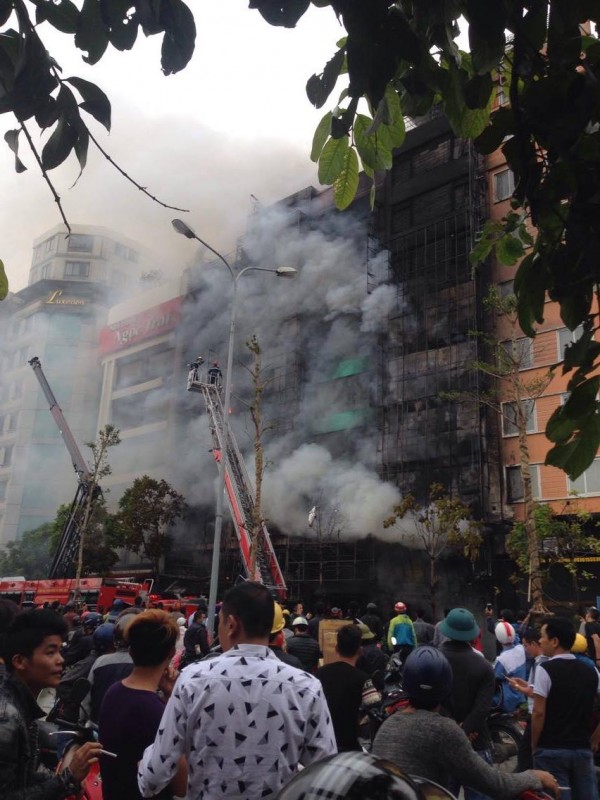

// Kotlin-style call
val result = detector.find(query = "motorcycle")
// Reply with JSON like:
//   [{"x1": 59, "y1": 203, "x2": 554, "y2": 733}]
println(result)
[
  {"x1": 487, "y1": 679, "x2": 526, "y2": 773},
  {"x1": 38, "y1": 677, "x2": 103, "y2": 800}
]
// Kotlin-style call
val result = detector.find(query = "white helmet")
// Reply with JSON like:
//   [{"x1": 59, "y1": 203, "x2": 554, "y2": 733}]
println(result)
[{"x1": 495, "y1": 621, "x2": 516, "y2": 645}]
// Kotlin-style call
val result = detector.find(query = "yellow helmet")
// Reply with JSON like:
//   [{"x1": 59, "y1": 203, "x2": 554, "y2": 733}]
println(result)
[
  {"x1": 572, "y1": 633, "x2": 588, "y2": 654},
  {"x1": 271, "y1": 602, "x2": 285, "y2": 634}
]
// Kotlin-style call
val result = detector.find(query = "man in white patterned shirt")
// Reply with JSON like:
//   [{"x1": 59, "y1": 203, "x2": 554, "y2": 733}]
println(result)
[{"x1": 138, "y1": 582, "x2": 337, "y2": 800}]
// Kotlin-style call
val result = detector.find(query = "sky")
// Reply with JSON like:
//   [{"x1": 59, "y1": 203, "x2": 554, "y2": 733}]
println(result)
[{"x1": 0, "y1": 1, "x2": 345, "y2": 291}]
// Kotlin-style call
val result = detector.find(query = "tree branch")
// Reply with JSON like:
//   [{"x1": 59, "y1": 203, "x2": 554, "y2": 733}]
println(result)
[
  {"x1": 87, "y1": 129, "x2": 189, "y2": 212},
  {"x1": 19, "y1": 120, "x2": 72, "y2": 235}
]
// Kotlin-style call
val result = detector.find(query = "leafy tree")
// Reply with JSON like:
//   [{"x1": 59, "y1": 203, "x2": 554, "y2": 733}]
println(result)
[
  {"x1": 112, "y1": 475, "x2": 187, "y2": 574},
  {"x1": 383, "y1": 482, "x2": 482, "y2": 618},
  {"x1": 73, "y1": 423, "x2": 121, "y2": 586},
  {"x1": 244, "y1": 335, "x2": 272, "y2": 578},
  {"x1": 0, "y1": 0, "x2": 195, "y2": 297},
  {"x1": 251, "y1": 2, "x2": 600, "y2": 480},
  {"x1": 0, "y1": 522, "x2": 54, "y2": 577},
  {"x1": 507, "y1": 500, "x2": 600, "y2": 605},
  {"x1": 0, "y1": 496, "x2": 118, "y2": 578}
]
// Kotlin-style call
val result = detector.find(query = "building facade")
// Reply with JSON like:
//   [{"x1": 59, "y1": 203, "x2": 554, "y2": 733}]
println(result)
[{"x1": 0, "y1": 225, "x2": 150, "y2": 547}]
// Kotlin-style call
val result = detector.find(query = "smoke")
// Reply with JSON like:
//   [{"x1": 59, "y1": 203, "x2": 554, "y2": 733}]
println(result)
[
  {"x1": 263, "y1": 443, "x2": 401, "y2": 539},
  {"x1": 361, "y1": 284, "x2": 397, "y2": 333},
  {"x1": 175, "y1": 200, "x2": 407, "y2": 542}
]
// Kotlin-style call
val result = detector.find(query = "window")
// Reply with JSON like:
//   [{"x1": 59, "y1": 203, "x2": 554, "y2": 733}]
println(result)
[
  {"x1": 114, "y1": 242, "x2": 138, "y2": 262},
  {"x1": 67, "y1": 233, "x2": 94, "y2": 252},
  {"x1": 558, "y1": 325, "x2": 584, "y2": 358},
  {"x1": 6, "y1": 412, "x2": 17, "y2": 432},
  {"x1": 501, "y1": 338, "x2": 533, "y2": 370},
  {"x1": 40, "y1": 263, "x2": 51, "y2": 279},
  {"x1": 30, "y1": 267, "x2": 39, "y2": 284},
  {"x1": 0, "y1": 446, "x2": 13, "y2": 467},
  {"x1": 502, "y1": 399, "x2": 536, "y2": 436},
  {"x1": 0, "y1": 482, "x2": 7, "y2": 501},
  {"x1": 506, "y1": 464, "x2": 541, "y2": 502},
  {"x1": 64, "y1": 260, "x2": 90, "y2": 278},
  {"x1": 493, "y1": 169, "x2": 515, "y2": 202},
  {"x1": 499, "y1": 280, "x2": 515, "y2": 299},
  {"x1": 569, "y1": 458, "x2": 600, "y2": 495}
]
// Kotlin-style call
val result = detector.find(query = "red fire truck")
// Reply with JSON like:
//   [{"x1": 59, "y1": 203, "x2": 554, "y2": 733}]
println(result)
[{"x1": 0, "y1": 576, "x2": 153, "y2": 611}]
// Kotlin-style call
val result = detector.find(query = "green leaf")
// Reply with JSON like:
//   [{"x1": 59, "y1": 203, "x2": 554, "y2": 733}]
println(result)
[
  {"x1": 0, "y1": 0, "x2": 11, "y2": 26},
  {"x1": 545, "y1": 414, "x2": 600, "y2": 479},
  {"x1": 306, "y1": 47, "x2": 344, "y2": 109},
  {"x1": 66, "y1": 76, "x2": 111, "y2": 131},
  {"x1": 311, "y1": 111, "x2": 332, "y2": 163},
  {"x1": 0, "y1": 258, "x2": 8, "y2": 300},
  {"x1": 333, "y1": 147, "x2": 359, "y2": 210},
  {"x1": 496, "y1": 234, "x2": 524, "y2": 265},
  {"x1": 72, "y1": 125, "x2": 89, "y2": 184},
  {"x1": 159, "y1": 0, "x2": 196, "y2": 75},
  {"x1": 102, "y1": 0, "x2": 139, "y2": 51},
  {"x1": 384, "y1": 86, "x2": 402, "y2": 123},
  {"x1": 385, "y1": 113, "x2": 406, "y2": 149},
  {"x1": 318, "y1": 136, "x2": 349, "y2": 185},
  {"x1": 514, "y1": 253, "x2": 546, "y2": 337},
  {"x1": 442, "y1": 60, "x2": 493, "y2": 138},
  {"x1": 41, "y1": 116, "x2": 78, "y2": 170},
  {"x1": 75, "y1": 0, "x2": 109, "y2": 64},
  {"x1": 250, "y1": 0, "x2": 310, "y2": 27},
  {"x1": 4, "y1": 129, "x2": 27, "y2": 173},
  {"x1": 354, "y1": 114, "x2": 391, "y2": 171},
  {"x1": 464, "y1": 73, "x2": 493, "y2": 109},
  {"x1": 466, "y1": 0, "x2": 507, "y2": 74},
  {"x1": 546, "y1": 405, "x2": 578, "y2": 444},
  {"x1": 34, "y1": 0, "x2": 79, "y2": 34}
]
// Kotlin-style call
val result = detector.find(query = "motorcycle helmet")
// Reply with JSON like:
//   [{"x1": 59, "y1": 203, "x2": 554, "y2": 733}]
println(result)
[
  {"x1": 394, "y1": 601, "x2": 407, "y2": 613},
  {"x1": 495, "y1": 621, "x2": 516, "y2": 645},
  {"x1": 82, "y1": 612, "x2": 103, "y2": 630},
  {"x1": 402, "y1": 645, "x2": 453, "y2": 710},
  {"x1": 572, "y1": 632, "x2": 588, "y2": 654},
  {"x1": 92, "y1": 623, "x2": 116, "y2": 653},
  {"x1": 275, "y1": 752, "x2": 427, "y2": 800},
  {"x1": 271, "y1": 602, "x2": 285, "y2": 634}
]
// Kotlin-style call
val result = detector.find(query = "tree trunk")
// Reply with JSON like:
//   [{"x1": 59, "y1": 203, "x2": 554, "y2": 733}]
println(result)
[
  {"x1": 75, "y1": 484, "x2": 96, "y2": 593},
  {"x1": 517, "y1": 422, "x2": 546, "y2": 613},
  {"x1": 430, "y1": 555, "x2": 437, "y2": 621}
]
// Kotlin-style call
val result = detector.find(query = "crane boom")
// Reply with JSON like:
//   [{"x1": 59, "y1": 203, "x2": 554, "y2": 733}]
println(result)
[
  {"x1": 29, "y1": 357, "x2": 90, "y2": 481},
  {"x1": 187, "y1": 361, "x2": 286, "y2": 598},
  {"x1": 28, "y1": 357, "x2": 98, "y2": 579}
]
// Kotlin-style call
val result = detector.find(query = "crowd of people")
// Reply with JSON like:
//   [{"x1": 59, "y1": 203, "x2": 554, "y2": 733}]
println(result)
[{"x1": 1, "y1": 590, "x2": 600, "y2": 799}]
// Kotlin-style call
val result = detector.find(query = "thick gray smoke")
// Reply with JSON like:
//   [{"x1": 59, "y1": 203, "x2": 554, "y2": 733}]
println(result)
[{"x1": 176, "y1": 201, "x2": 405, "y2": 540}]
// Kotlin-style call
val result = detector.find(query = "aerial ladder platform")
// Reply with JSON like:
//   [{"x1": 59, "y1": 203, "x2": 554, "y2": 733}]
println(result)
[
  {"x1": 29, "y1": 357, "x2": 101, "y2": 579},
  {"x1": 187, "y1": 362, "x2": 287, "y2": 599}
]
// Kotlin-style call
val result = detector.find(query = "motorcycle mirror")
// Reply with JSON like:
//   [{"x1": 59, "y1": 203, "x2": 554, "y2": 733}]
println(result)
[{"x1": 70, "y1": 677, "x2": 91, "y2": 706}]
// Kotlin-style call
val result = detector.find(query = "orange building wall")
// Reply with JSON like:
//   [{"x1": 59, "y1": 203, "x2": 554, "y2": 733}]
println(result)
[{"x1": 485, "y1": 150, "x2": 600, "y2": 520}]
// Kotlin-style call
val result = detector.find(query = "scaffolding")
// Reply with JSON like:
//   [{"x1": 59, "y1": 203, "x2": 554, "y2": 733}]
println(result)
[{"x1": 375, "y1": 118, "x2": 488, "y2": 512}]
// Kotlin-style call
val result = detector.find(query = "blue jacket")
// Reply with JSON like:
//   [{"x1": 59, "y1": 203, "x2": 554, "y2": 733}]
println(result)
[{"x1": 493, "y1": 644, "x2": 527, "y2": 712}]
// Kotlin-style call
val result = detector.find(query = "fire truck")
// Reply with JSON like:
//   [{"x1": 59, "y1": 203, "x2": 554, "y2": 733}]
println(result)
[
  {"x1": 0, "y1": 576, "x2": 153, "y2": 610},
  {"x1": 187, "y1": 360, "x2": 287, "y2": 599}
]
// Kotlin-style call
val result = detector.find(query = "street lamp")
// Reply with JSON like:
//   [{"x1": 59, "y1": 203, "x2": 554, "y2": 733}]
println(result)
[{"x1": 172, "y1": 218, "x2": 296, "y2": 637}]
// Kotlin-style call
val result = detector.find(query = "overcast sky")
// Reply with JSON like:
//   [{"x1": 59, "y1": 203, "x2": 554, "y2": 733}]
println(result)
[{"x1": 0, "y1": 2, "x2": 344, "y2": 291}]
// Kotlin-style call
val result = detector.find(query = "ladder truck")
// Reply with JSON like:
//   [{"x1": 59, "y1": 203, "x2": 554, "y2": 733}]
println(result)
[
  {"x1": 29, "y1": 357, "x2": 101, "y2": 579},
  {"x1": 187, "y1": 360, "x2": 287, "y2": 599}
]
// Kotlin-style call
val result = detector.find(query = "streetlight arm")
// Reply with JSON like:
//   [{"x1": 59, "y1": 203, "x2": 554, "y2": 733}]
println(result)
[{"x1": 172, "y1": 218, "x2": 234, "y2": 280}]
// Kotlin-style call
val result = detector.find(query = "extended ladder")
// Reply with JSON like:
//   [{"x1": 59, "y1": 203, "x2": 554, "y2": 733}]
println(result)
[
  {"x1": 188, "y1": 368, "x2": 286, "y2": 598},
  {"x1": 29, "y1": 357, "x2": 100, "y2": 579}
]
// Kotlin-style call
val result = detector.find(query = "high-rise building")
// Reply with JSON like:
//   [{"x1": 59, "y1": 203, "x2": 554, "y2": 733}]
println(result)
[{"x1": 0, "y1": 225, "x2": 150, "y2": 547}]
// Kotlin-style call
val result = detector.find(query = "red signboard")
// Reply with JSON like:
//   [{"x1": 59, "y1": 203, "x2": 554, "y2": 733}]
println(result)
[{"x1": 99, "y1": 296, "x2": 182, "y2": 356}]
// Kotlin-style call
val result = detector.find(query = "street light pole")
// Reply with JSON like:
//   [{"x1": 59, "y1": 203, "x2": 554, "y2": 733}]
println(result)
[{"x1": 172, "y1": 219, "x2": 295, "y2": 638}]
